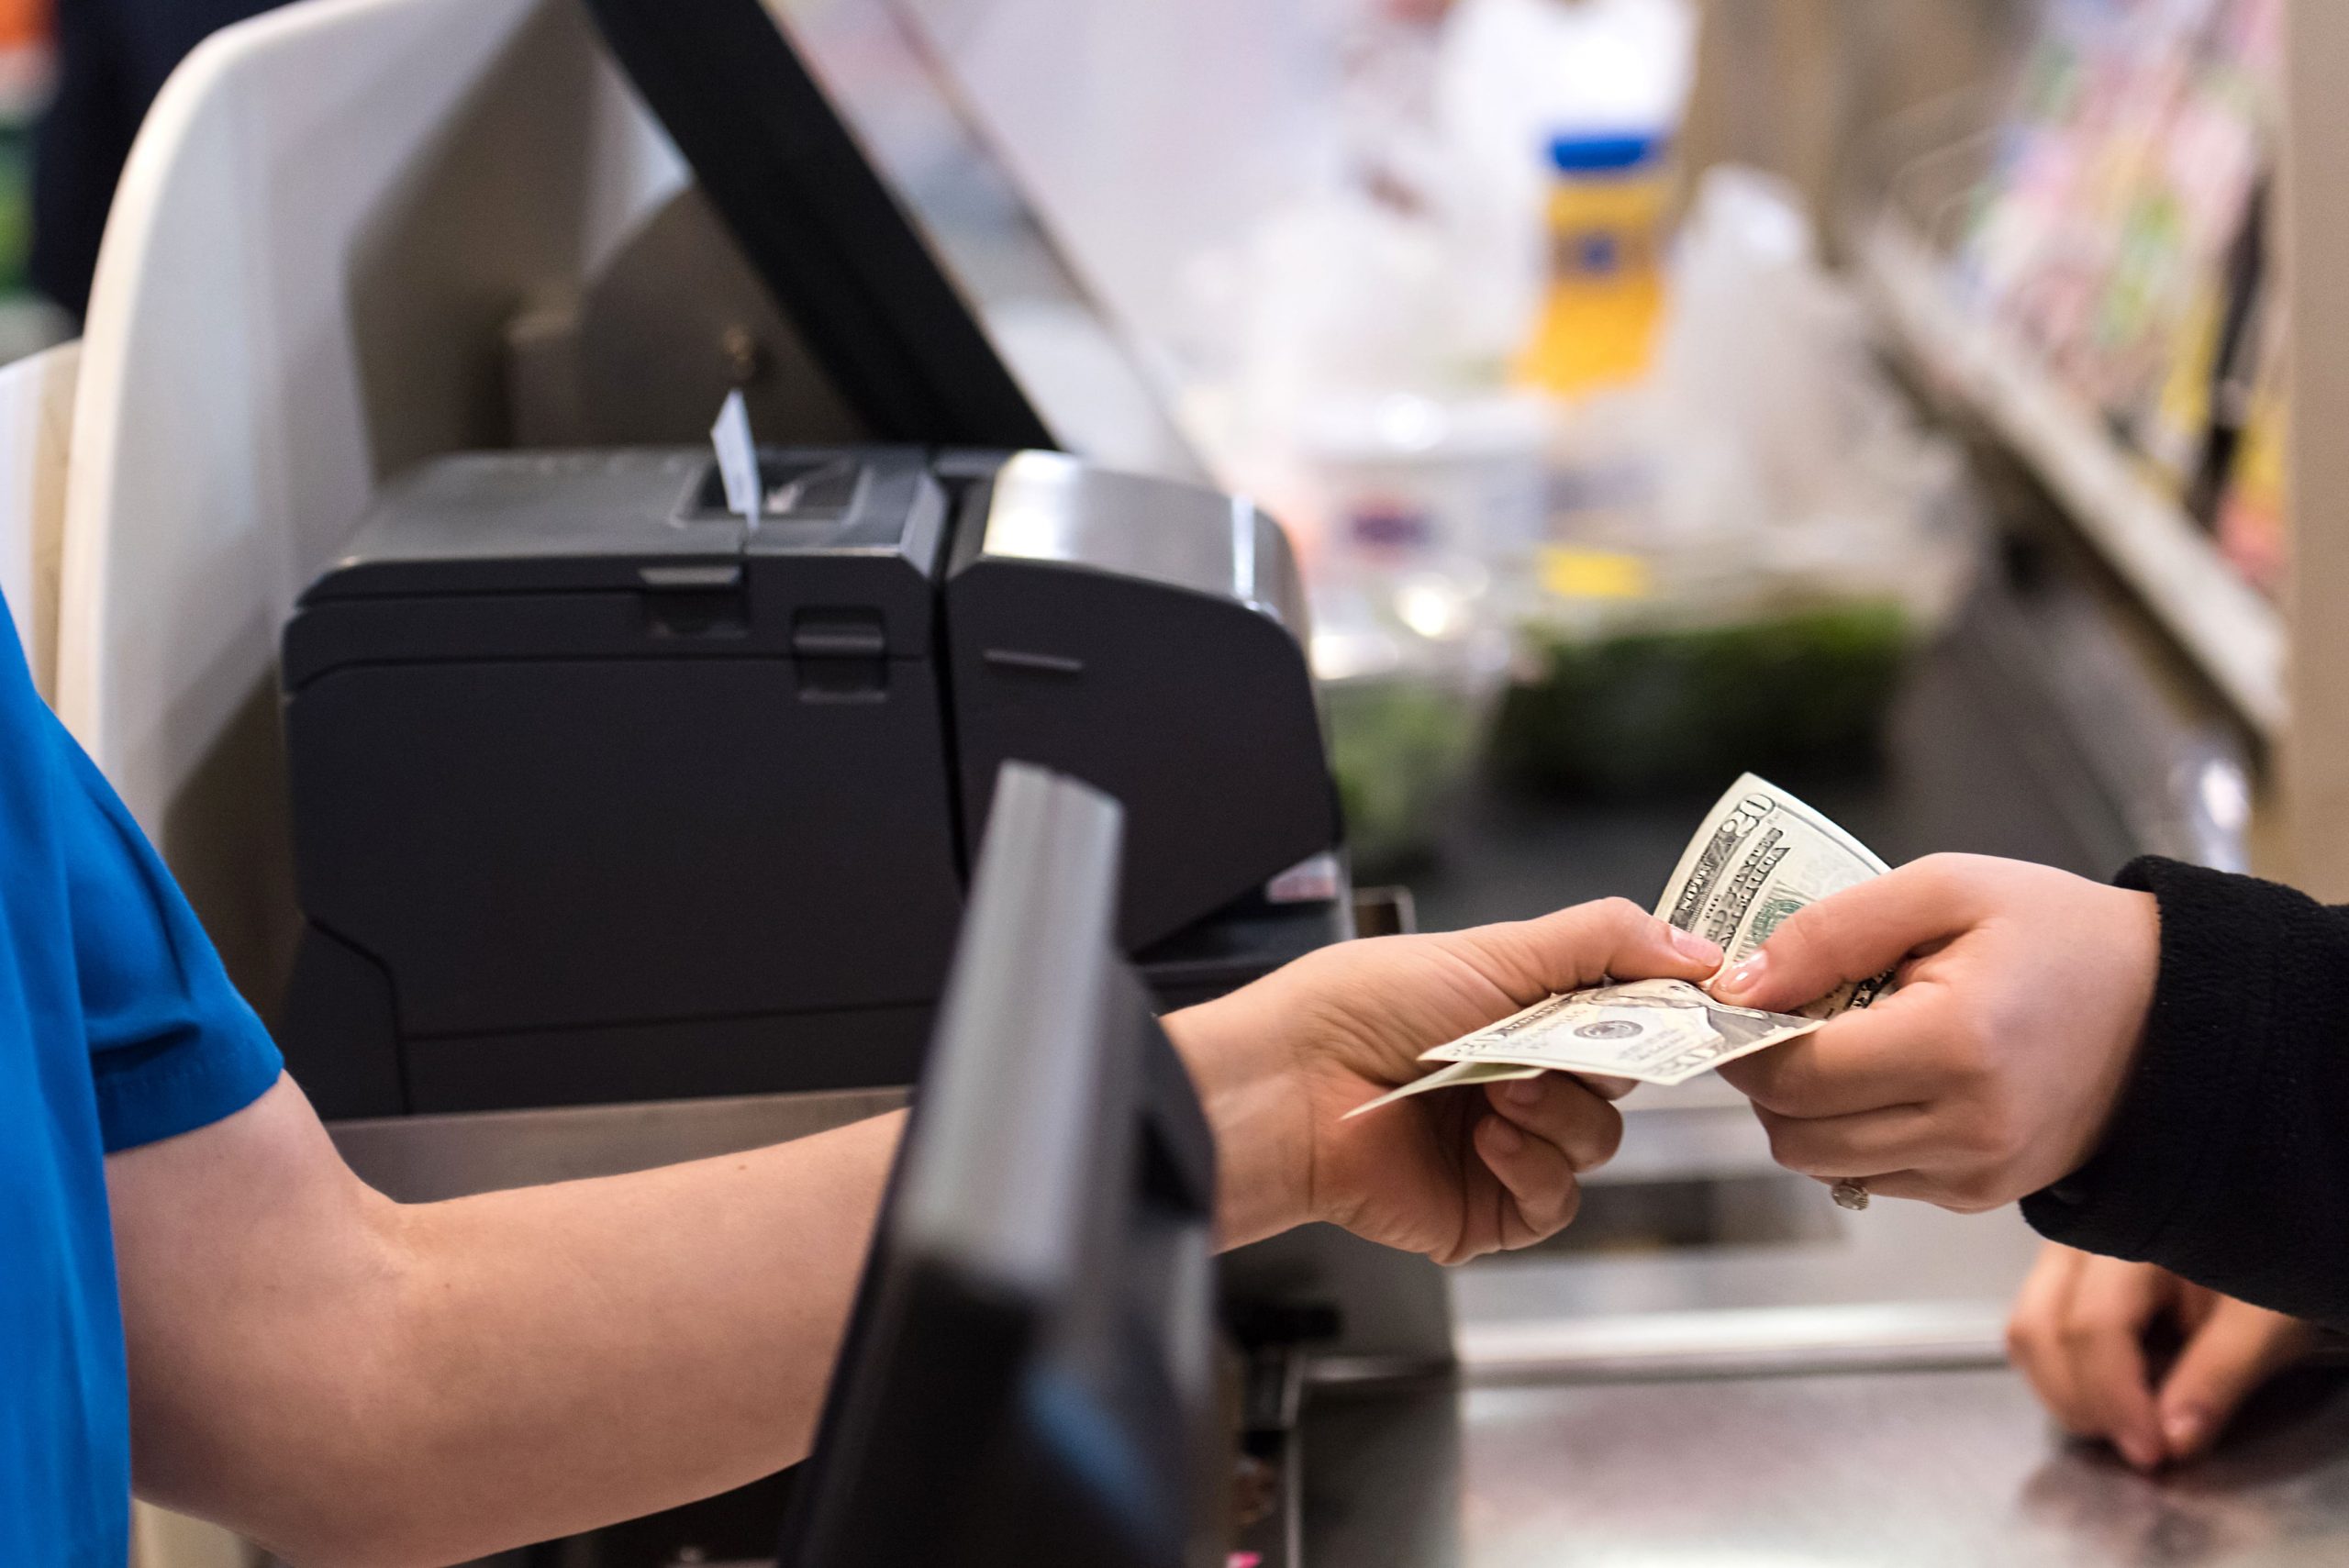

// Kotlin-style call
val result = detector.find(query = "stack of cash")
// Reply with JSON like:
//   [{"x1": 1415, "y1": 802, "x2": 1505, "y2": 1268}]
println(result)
[{"x1": 1348, "y1": 774, "x2": 1891, "y2": 1119}]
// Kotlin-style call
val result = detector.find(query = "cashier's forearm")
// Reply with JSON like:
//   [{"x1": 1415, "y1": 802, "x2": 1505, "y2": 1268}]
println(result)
[
  {"x1": 111, "y1": 1076, "x2": 902, "y2": 1567},
  {"x1": 362, "y1": 1113, "x2": 904, "y2": 1548},
  {"x1": 1164, "y1": 997, "x2": 1316, "y2": 1249}
]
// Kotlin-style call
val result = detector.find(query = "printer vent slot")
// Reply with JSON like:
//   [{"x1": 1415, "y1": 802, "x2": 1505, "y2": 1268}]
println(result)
[
  {"x1": 642, "y1": 580, "x2": 750, "y2": 640},
  {"x1": 981, "y1": 648, "x2": 1085, "y2": 677}
]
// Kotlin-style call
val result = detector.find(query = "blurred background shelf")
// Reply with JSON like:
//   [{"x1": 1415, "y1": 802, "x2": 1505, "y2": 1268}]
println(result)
[{"x1": 1854, "y1": 210, "x2": 2288, "y2": 742}]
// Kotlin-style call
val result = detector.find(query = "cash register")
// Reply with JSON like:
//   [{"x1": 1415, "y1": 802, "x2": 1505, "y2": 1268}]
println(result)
[{"x1": 279, "y1": 445, "x2": 1340, "y2": 1119}]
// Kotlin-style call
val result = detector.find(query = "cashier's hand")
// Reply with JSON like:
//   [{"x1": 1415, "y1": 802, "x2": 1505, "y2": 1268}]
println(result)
[
  {"x1": 2008, "y1": 1244, "x2": 2318, "y2": 1471},
  {"x1": 1163, "y1": 899, "x2": 1723, "y2": 1263},
  {"x1": 1709, "y1": 855, "x2": 2159, "y2": 1211}
]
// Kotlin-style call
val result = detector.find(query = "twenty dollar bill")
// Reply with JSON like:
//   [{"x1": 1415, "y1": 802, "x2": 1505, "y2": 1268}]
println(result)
[
  {"x1": 1349, "y1": 773, "x2": 1889, "y2": 1118},
  {"x1": 1342, "y1": 979, "x2": 1822, "y2": 1118},
  {"x1": 1654, "y1": 773, "x2": 1891, "y2": 1018}
]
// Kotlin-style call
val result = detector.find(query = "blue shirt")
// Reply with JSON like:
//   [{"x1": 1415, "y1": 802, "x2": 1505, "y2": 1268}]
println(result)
[{"x1": 0, "y1": 596, "x2": 284, "y2": 1565}]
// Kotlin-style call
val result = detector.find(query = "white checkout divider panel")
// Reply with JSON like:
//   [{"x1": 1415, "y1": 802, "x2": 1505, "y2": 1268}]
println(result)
[
  {"x1": 0, "y1": 339, "x2": 79, "y2": 702},
  {"x1": 78, "y1": 0, "x2": 682, "y2": 1557}
]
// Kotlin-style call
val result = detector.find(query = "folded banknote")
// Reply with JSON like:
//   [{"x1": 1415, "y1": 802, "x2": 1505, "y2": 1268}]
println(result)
[{"x1": 1347, "y1": 773, "x2": 1889, "y2": 1118}]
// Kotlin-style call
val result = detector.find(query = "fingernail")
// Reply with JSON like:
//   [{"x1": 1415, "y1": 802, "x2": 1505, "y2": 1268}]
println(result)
[
  {"x1": 2120, "y1": 1433, "x2": 2165, "y2": 1472},
  {"x1": 1482, "y1": 1117, "x2": 1524, "y2": 1155},
  {"x1": 1718, "y1": 951, "x2": 1767, "y2": 996},
  {"x1": 1670, "y1": 926, "x2": 1725, "y2": 965},
  {"x1": 2164, "y1": 1408, "x2": 2210, "y2": 1459},
  {"x1": 1505, "y1": 1077, "x2": 1544, "y2": 1107}
]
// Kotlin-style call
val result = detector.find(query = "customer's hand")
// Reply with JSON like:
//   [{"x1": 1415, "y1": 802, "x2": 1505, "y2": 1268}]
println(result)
[
  {"x1": 1164, "y1": 899, "x2": 1723, "y2": 1262},
  {"x1": 1708, "y1": 854, "x2": 2160, "y2": 1211},
  {"x1": 2008, "y1": 1243, "x2": 2318, "y2": 1471}
]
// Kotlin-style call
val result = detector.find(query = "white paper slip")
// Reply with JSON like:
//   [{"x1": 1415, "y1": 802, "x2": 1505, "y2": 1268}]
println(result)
[{"x1": 710, "y1": 389, "x2": 763, "y2": 526}]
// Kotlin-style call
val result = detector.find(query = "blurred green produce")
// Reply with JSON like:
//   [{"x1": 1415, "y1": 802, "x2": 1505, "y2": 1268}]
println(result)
[
  {"x1": 0, "y1": 126, "x2": 28, "y2": 296},
  {"x1": 1492, "y1": 599, "x2": 1915, "y2": 795},
  {"x1": 1325, "y1": 673, "x2": 1490, "y2": 877}
]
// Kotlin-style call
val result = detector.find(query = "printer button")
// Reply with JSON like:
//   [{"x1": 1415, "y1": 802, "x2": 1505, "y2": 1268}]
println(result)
[{"x1": 790, "y1": 608, "x2": 888, "y2": 660}]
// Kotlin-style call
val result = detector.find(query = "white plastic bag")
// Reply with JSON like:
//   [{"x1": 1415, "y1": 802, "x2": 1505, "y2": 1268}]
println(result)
[{"x1": 1648, "y1": 166, "x2": 1980, "y2": 627}]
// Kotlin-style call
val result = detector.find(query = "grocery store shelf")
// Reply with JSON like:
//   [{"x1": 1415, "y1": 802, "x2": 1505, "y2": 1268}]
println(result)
[{"x1": 1854, "y1": 214, "x2": 2288, "y2": 741}]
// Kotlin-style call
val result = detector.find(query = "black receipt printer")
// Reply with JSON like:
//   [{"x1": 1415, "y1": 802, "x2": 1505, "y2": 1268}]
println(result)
[{"x1": 278, "y1": 447, "x2": 1345, "y2": 1119}]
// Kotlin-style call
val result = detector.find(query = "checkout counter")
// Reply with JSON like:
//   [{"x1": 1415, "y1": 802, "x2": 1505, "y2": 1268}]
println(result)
[
  {"x1": 1295, "y1": 552, "x2": 2349, "y2": 1568},
  {"x1": 54, "y1": 0, "x2": 2344, "y2": 1563}
]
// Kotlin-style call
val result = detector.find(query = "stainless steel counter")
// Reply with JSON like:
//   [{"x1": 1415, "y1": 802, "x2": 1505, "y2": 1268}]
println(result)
[
  {"x1": 1292, "y1": 1039, "x2": 2343, "y2": 1568},
  {"x1": 1301, "y1": 1364, "x2": 2349, "y2": 1568}
]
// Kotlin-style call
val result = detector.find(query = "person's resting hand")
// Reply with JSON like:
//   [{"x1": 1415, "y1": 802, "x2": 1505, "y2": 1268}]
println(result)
[
  {"x1": 2008, "y1": 1243, "x2": 2318, "y2": 1471},
  {"x1": 1163, "y1": 899, "x2": 1722, "y2": 1263},
  {"x1": 1707, "y1": 853, "x2": 2159, "y2": 1211}
]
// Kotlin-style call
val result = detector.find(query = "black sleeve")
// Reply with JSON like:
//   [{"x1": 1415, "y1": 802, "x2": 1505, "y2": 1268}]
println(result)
[{"x1": 2021, "y1": 857, "x2": 2349, "y2": 1329}]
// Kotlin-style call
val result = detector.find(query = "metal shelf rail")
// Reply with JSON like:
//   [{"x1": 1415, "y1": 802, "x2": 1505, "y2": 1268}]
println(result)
[{"x1": 1854, "y1": 211, "x2": 2288, "y2": 742}]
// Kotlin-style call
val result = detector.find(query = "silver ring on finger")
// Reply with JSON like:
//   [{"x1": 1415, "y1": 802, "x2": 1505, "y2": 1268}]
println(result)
[{"x1": 1831, "y1": 1178, "x2": 1871, "y2": 1211}]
